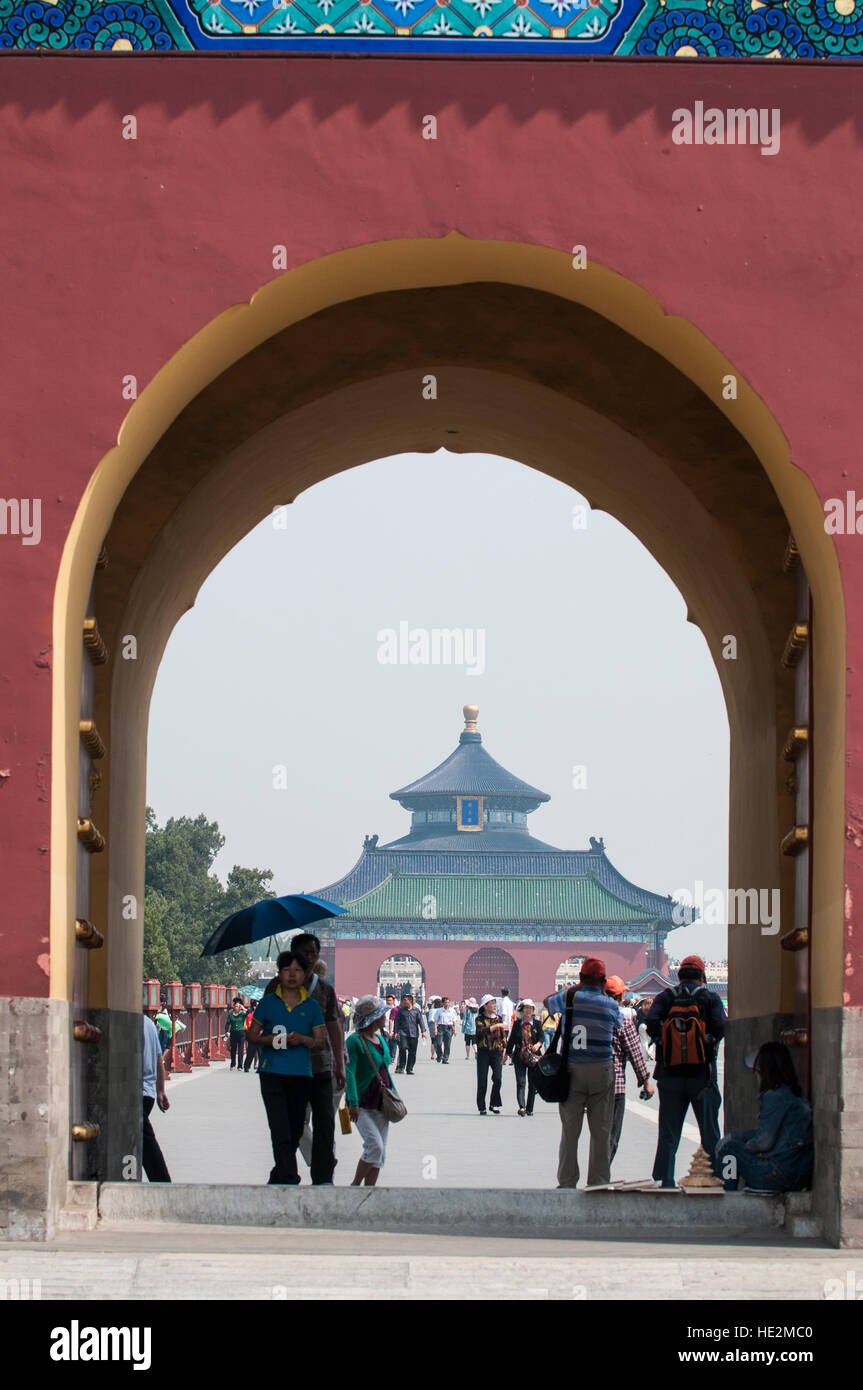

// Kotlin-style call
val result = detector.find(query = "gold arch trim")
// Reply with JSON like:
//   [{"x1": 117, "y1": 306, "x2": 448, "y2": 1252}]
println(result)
[{"x1": 51, "y1": 233, "x2": 846, "y2": 1005}]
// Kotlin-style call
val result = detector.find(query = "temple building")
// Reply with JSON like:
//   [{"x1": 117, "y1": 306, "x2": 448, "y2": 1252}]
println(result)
[{"x1": 312, "y1": 706, "x2": 681, "y2": 1002}]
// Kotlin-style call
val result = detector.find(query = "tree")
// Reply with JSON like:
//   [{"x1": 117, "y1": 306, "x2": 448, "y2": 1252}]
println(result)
[
  {"x1": 142, "y1": 888, "x2": 174, "y2": 982},
  {"x1": 144, "y1": 808, "x2": 274, "y2": 985}
]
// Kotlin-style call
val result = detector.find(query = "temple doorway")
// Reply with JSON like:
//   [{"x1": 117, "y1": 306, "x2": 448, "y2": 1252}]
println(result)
[
  {"x1": 463, "y1": 948, "x2": 519, "y2": 1002},
  {"x1": 377, "y1": 954, "x2": 425, "y2": 1002},
  {"x1": 554, "y1": 957, "x2": 586, "y2": 991}
]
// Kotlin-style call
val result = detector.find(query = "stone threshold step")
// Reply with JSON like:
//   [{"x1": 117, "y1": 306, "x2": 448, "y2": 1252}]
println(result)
[{"x1": 91, "y1": 1183, "x2": 817, "y2": 1238}]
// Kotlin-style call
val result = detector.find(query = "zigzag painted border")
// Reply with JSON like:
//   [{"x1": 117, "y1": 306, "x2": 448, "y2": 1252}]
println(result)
[{"x1": 1, "y1": 0, "x2": 861, "y2": 54}]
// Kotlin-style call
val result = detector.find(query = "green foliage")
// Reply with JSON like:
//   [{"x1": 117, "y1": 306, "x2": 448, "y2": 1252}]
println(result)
[
  {"x1": 142, "y1": 889, "x2": 174, "y2": 982},
  {"x1": 143, "y1": 808, "x2": 274, "y2": 985}
]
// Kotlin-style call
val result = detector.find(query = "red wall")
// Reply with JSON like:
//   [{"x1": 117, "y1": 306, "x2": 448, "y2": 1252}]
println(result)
[
  {"x1": 1, "y1": 59, "x2": 861, "y2": 999},
  {"x1": 333, "y1": 939, "x2": 649, "y2": 1001}
]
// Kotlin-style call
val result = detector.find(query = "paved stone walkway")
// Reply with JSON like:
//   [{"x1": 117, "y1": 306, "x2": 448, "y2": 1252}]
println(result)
[
  {"x1": 156, "y1": 1042, "x2": 710, "y2": 1187},
  {"x1": 4, "y1": 1045, "x2": 799, "y2": 1303},
  {"x1": 0, "y1": 1221, "x2": 854, "y2": 1301},
  {"x1": 0, "y1": 1238, "x2": 853, "y2": 1300},
  {"x1": 1, "y1": 1045, "x2": 848, "y2": 1303}
]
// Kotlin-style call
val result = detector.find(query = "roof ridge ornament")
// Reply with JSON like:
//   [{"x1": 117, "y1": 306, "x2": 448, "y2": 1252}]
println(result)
[{"x1": 463, "y1": 704, "x2": 479, "y2": 734}]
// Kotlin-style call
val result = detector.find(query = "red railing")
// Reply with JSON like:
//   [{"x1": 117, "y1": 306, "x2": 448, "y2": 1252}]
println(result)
[
  {"x1": 147, "y1": 984, "x2": 252, "y2": 1074},
  {"x1": 161, "y1": 1006, "x2": 234, "y2": 1074}
]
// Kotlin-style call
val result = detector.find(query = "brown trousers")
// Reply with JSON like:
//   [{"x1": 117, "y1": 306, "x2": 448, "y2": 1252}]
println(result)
[{"x1": 557, "y1": 1059, "x2": 615, "y2": 1187}]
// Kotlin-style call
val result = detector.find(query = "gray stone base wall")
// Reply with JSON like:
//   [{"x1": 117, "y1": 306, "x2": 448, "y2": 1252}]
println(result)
[
  {"x1": 86, "y1": 1008, "x2": 142, "y2": 1182},
  {"x1": 835, "y1": 1005, "x2": 863, "y2": 1248},
  {"x1": 1, "y1": 999, "x2": 143, "y2": 1240},
  {"x1": 724, "y1": 1012, "x2": 797, "y2": 1133},
  {"x1": 0, "y1": 998, "x2": 72, "y2": 1241},
  {"x1": 730, "y1": 1006, "x2": 863, "y2": 1248},
  {"x1": 811, "y1": 1005, "x2": 843, "y2": 1246}
]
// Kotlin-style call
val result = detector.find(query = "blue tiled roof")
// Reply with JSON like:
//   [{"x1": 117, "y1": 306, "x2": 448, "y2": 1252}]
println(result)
[
  {"x1": 382, "y1": 828, "x2": 563, "y2": 853},
  {"x1": 391, "y1": 733, "x2": 549, "y2": 804},
  {"x1": 311, "y1": 712, "x2": 679, "y2": 928}
]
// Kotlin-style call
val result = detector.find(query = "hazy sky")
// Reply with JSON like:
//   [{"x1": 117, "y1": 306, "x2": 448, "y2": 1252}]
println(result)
[{"x1": 146, "y1": 451, "x2": 730, "y2": 960}]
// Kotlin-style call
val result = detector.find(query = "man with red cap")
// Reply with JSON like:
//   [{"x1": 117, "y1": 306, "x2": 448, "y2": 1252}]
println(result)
[
  {"x1": 645, "y1": 955, "x2": 727, "y2": 1188},
  {"x1": 544, "y1": 957, "x2": 621, "y2": 1188},
  {"x1": 606, "y1": 975, "x2": 653, "y2": 1164}
]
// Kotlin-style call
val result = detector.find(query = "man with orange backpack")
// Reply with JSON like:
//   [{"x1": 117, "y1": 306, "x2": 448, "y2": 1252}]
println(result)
[{"x1": 645, "y1": 955, "x2": 726, "y2": 1189}]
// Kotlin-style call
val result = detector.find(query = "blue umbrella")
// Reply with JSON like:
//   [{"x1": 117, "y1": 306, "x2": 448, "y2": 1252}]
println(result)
[{"x1": 201, "y1": 893, "x2": 345, "y2": 957}]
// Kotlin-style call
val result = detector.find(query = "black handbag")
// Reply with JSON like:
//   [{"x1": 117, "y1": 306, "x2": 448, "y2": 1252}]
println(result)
[{"x1": 534, "y1": 989, "x2": 576, "y2": 1104}]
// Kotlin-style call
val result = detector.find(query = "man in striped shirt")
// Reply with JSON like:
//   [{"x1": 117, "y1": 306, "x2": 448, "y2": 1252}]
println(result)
[
  {"x1": 606, "y1": 975, "x2": 653, "y2": 1164},
  {"x1": 544, "y1": 957, "x2": 621, "y2": 1188}
]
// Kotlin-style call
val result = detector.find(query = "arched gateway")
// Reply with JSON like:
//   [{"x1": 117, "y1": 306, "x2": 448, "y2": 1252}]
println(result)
[
  {"x1": 555, "y1": 958, "x2": 586, "y2": 991},
  {"x1": 463, "y1": 949, "x2": 519, "y2": 1003},
  {"x1": 377, "y1": 955, "x2": 425, "y2": 1001},
  {"x1": 0, "y1": 224, "x2": 842, "y2": 1241}
]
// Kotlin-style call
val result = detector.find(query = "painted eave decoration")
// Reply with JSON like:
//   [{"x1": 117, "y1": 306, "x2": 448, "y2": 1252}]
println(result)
[{"x1": 1, "y1": 0, "x2": 862, "y2": 55}]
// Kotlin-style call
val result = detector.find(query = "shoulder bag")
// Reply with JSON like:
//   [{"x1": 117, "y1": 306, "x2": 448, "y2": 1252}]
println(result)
[
  {"x1": 520, "y1": 1019, "x2": 543, "y2": 1068},
  {"x1": 359, "y1": 1034, "x2": 407, "y2": 1123},
  {"x1": 534, "y1": 990, "x2": 576, "y2": 1104}
]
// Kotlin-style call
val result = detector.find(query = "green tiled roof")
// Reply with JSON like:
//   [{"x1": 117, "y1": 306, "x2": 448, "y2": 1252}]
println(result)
[{"x1": 342, "y1": 872, "x2": 658, "y2": 925}]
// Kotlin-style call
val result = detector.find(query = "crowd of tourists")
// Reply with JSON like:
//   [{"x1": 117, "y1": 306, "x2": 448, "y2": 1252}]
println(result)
[{"x1": 141, "y1": 949, "x2": 814, "y2": 1196}]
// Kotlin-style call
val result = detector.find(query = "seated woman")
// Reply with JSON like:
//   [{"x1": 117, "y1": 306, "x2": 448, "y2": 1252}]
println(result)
[{"x1": 716, "y1": 1041, "x2": 813, "y2": 1193}]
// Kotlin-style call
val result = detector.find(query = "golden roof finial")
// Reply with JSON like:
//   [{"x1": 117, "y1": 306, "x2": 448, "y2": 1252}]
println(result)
[{"x1": 463, "y1": 704, "x2": 479, "y2": 733}]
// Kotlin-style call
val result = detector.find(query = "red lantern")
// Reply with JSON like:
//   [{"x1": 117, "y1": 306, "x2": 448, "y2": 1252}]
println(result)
[
  {"x1": 184, "y1": 982, "x2": 201, "y2": 1010},
  {"x1": 204, "y1": 983, "x2": 228, "y2": 1060},
  {"x1": 183, "y1": 982, "x2": 208, "y2": 1067},
  {"x1": 164, "y1": 984, "x2": 191, "y2": 1074},
  {"x1": 143, "y1": 979, "x2": 160, "y2": 1012}
]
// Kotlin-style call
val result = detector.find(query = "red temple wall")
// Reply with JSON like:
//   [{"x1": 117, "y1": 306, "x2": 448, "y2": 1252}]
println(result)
[
  {"x1": 332, "y1": 939, "x2": 650, "y2": 1001},
  {"x1": 0, "y1": 60, "x2": 860, "y2": 1001}
]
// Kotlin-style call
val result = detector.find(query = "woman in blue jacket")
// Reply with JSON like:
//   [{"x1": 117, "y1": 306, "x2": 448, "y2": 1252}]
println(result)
[{"x1": 716, "y1": 1042, "x2": 813, "y2": 1192}]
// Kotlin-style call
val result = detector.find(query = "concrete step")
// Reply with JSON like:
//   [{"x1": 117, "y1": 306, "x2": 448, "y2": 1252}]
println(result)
[
  {"x1": 56, "y1": 1210, "x2": 98, "y2": 1232},
  {"x1": 775, "y1": 1191, "x2": 821, "y2": 1238},
  {"x1": 787, "y1": 1216, "x2": 822, "y2": 1239},
  {"x1": 56, "y1": 1182, "x2": 99, "y2": 1232},
  {"x1": 97, "y1": 1182, "x2": 809, "y2": 1238},
  {"x1": 785, "y1": 1190, "x2": 814, "y2": 1213}
]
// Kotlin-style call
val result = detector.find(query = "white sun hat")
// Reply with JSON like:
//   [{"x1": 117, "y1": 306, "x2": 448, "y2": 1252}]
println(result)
[{"x1": 353, "y1": 995, "x2": 389, "y2": 1029}]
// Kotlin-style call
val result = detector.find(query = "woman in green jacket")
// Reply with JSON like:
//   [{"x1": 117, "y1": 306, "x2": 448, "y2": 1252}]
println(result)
[
  {"x1": 226, "y1": 996, "x2": 247, "y2": 1069},
  {"x1": 346, "y1": 995, "x2": 396, "y2": 1187}
]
